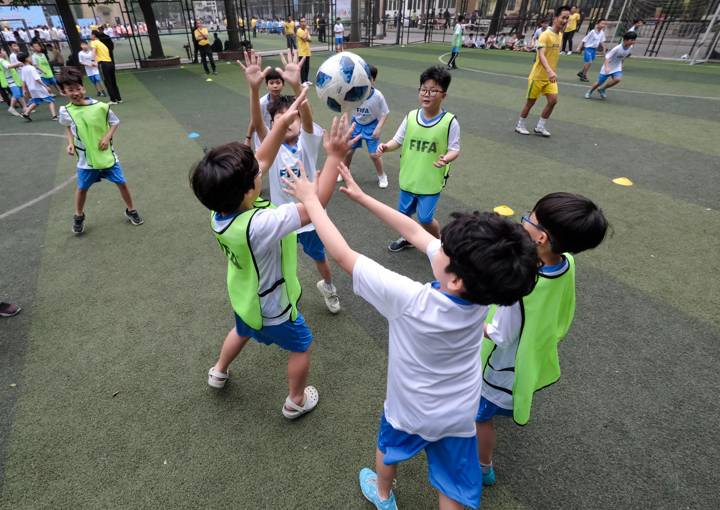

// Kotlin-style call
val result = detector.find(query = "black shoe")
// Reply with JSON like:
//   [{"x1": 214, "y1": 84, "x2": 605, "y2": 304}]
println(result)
[
  {"x1": 21, "y1": 113, "x2": 32, "y2": 122},
  {"x1": 388, "y1": 237, "x2": 412, "y2": 252},
  {"x1": 72, "y1": 213, "x2": 85, "y2": 235},
  {"x1": 125, "y1": 208, "x2": 144, "y2": 226}
]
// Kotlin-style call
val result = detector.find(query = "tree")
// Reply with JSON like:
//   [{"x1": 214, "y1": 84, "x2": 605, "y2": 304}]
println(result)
[
  {"x1": 137, "y1": 0, "x2": 167, "y2": 58},
  {"x1": 489, "y1": 0, "x2": 507, "y2": 35},
  {"x1": 224, "y1": 0, "x2": 242, "y2": 50},
  {"x1": 10, "y1": 0, "x2": 81, "y2": 63}
]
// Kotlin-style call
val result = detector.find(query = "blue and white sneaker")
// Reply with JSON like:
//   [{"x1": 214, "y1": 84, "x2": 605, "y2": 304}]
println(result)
[
  {"x1": 359, "y1": 468, "x2": 398, "y2": 510},
  {"x1": 482, "y1": 466, "x2": 496, "y2": 486},
  {"x1": 598, "y1": 88, "x2": 607, "y2": 99}
]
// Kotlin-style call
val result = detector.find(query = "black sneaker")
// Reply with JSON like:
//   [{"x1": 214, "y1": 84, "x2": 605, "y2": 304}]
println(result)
[
  {"x1": 21, "y1": 113, "x2": 32, "y2": 122},
  {"x1": 125, "y1": 208, "x2": 144, "y2": 226},
  {"x1": 72, "y1": 213, "x2": 85, "y2": 235},
  {"x1": 388, "y1": 237, "x2": 412, "y2": 252}
]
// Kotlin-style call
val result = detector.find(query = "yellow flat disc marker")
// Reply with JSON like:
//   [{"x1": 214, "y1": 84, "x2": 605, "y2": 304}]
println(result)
[
  {"x1": 493, "y1": 205, "x2": 515, "y2": 216},
  {"x1": 612, "y1": 177, "x2": 633, "y2": 186},
  {"x1": 206, "y1": 78, "x2": 213, "y2": 82}
]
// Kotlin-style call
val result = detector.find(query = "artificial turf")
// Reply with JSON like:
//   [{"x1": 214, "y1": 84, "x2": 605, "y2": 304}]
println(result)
[{"x1": 1, "y1": 43, "x2": 719, "y2": 509}]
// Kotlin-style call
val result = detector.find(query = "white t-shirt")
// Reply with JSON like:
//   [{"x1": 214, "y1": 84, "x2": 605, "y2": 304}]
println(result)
[
  {"x1": 393, "y1": 110, "x2": 461, "y2": 151},
  {"x1": 9, "y1": 53, "x2": 19, "y2": 66},
  {"x1": 78, "y1": 50, "x2": 99, "y2": 76},
  {"x1": 267, "y1": 123, "x2": 324, "y2": 234},
  {"x1": 58, "y1": 99, "x2": 120, "y2": 169},
  {"x1": 334, "y1": 23, "x2": 344, "y2": 35},
  {"x1": 352, "y1": 88, "x2": 389, "y2": 125},
  {"x1": 582, "y1": 28, "x2": 606, "y2": 49},
  {"x1": 212, "y1": 203, "x2": 302, "y2": 326},
  {"x1": 20, "y1": 65, "x2": 48, "y2": 98},
  {"x1": 2, "y1": 30, "x2": 16, "y2": 42},
  {"x1": 603, "y1": 43, "x2": 633, "y2": 74},
  {"x1": 353, "y1": 239, "x2": 487, "y2": 441},
  {"x1": 482, "y1": 259, "x2": 571, "y2": 410}
]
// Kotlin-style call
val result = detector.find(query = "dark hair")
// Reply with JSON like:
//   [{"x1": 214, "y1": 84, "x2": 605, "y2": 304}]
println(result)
[
  {"x1": 16, "y1": 52, "x2": 29, "y2": 63},
  {"x1": 265, "y1": 67, "x2": 284, "y2": 83},
  {"x1": 368, "y1": 63, "x2": 378, "y2": 80},
  {"x1": 267, "y1": 94, "x2": 295, "y2": 121},
  {"x1": 623, "y1": 31, "x2": 638, "y2": 40},
  {"x1": 420, "y1": 65, "x2": 451, "y2": 92},
  {"x1": 56, "y1": 66, "x2": 85, "y2": 90},
  {"x1": 533, "y1": 192, "x2": 608, "y2": 254},
  {"x1": 441, "y1": 212, "x2": 538, "y2": 305},
  {"x1": 91, "y1": 29, "x2": 102, "y2": 38},
  {"x1": 457, "y1": 15, "x2": 465, "y2": 22},
  {"x1": 189, "y1": 142, "x2": 259, "y2": 213},
  {"x1": 555, "y1": 5, "x2": 571, "y2": 16},
  {"x1": 632, "y1": 18, "x2": 643, "y2": 24},
  {"x1": 596, "y1": 18, "x2": 606, "y2": 23}
]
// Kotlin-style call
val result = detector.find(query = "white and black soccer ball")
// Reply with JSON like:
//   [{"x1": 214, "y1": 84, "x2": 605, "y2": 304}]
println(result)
[{"x1": 315, "y1": 52, "x2": 372, "y2": 112}]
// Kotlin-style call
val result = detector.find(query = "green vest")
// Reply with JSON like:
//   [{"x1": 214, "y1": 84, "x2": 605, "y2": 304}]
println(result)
[
  {"x1": 65, "y1": 101, "x2": 116, "y2": 170},
  {"x1": 481, "y1": 255, "x2": 576, "y2": 425},
  {"x1": 213, "y1": 198, "x2": 301, "y2": 330},
  {"x1": 399, "y1": 109, "x2": 455, "y2": 195},
  {"x1": 0, "y1": 58, "x2": 21, "y2": 88},
  {"x1": 33, "y1": 52, "x2": 53, "y2": 78}
]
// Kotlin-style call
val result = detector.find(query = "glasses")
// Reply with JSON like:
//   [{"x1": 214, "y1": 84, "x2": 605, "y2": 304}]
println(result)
[
  {"x1": 418, "y1": 88, "x2": 443, "y2": 97},
  {"x1": 521, "y1": 212, "x2": 550, "y2": 237}
]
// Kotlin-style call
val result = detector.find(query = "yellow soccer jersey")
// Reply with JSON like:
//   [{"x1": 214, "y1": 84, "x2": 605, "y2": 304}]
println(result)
[{"x1": 529, "y1": 30, "x2": 561, "y2": 81}]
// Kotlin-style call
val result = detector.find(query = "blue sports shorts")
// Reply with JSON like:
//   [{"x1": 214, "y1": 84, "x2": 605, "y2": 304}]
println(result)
[
  {"x1": 475, "y1": 396, "x2": 514, "y2": 423},
  {"x1": 377, "y1": 413, "x2": 481, "y2": 509},
  {"x1": 235, "y1": 312, "x2": 314, "y2": 353},
  {"x1": 76, "y1": 161, "x2": 125, "y2": 190},
  {"x1": 297, "y1": 229, "x2": 326, "y2": 262},
  {"x1": 397, "y1": 190, "x2": 441, "y2": 225},
  {"x1": 335, "y1": 36, "x2": 343, "y2": 45},
  {"x1": 597, "y1": 71, "x2": 622, "y2": 85},
  {"x1": 41, "y1": 76, "x2": 57, "y2": 87},
  {"x1": 30, "y1": 96, "x2": 54, "y2": 106},
  {"x1": 350, "y1": 119, "x2": 380, "y2": 154},
  {"x1": 88, "y1": 74, "x2": 102, "y2": 84},
  {"x1": 583, "y1": 47, "x2": 597, "y2": 63},
  {"x1": 9, "y1": 86, "x2": 22, "y2": 99}
]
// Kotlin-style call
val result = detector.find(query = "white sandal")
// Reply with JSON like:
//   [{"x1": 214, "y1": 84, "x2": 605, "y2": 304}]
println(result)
[
  {"x1": 282, "y1": 386, "x2": 319, "y2": 419},
  {"x1": 207, "y1": 367, "x2": 230, "y2": 389}
]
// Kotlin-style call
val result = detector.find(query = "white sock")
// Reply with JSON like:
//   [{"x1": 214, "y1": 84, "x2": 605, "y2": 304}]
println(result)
[
  {"x1": 537, "y1": 117, "x2": 547, "y2": 129},
  {"x1": 481, "y1": 462, "x2": 493, "y2": 474}
]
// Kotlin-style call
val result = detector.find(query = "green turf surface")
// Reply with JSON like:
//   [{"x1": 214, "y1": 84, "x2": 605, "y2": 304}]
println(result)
[{"x1": 1, "y1": 44, "x2": 719, "y2": 509}]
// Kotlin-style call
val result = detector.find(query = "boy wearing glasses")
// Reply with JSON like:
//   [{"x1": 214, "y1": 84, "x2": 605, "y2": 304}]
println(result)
[
  {"x1": 378, "y1": 66, "x2": 460, "y2": 252},
  {"x1": 475, "y1": 192, "x2": 608, "y2": 486}
]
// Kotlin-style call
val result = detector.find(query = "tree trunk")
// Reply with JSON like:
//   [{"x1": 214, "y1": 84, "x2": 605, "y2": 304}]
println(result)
[
  {"x1": 56, "y1": 0, "x2": 82, "y2": 65},
  {"x1": 517, "y1": 0, "x2": 530, "y2": 34},
  {"x1": 489, "y1": 0, "x2": 507, "y2": 35},
  {"x1": 224, "y1": 0, "x2": 242, "y2": 50},
  {"x1": 138, "y1": 0, "x2": 166, "y2": 58}
]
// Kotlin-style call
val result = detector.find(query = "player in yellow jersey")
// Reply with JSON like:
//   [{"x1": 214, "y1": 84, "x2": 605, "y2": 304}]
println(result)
[{"x1": 515, "y1": 5, "x2": 570, "y2": 138}]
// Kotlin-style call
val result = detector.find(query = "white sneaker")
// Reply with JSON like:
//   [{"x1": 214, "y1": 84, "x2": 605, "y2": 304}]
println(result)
[
  {"x1": 316, "y1": 280, "x2": 340, "y2": 314},
  {"x1": 8, "y1": 106, "x2": 20, "y2": 117},
  {"x1": 515, "y1": 124, "x2": 530, "y2": 135},
  {"x1": 584, "y1": 91, "x2": 592, "y2": 99},
  {"x1": 566, "y1": 51, "x2": 572, "y2": 55},
  {"x1": 336, "y1": 173, "x2": 343, "y2": 183},
  {"x1": 377, "y1": 173, "x2": 389, "y2": 188},
  {"x1": 534, "y1": 126, "x2": 551, "y2": 137}
]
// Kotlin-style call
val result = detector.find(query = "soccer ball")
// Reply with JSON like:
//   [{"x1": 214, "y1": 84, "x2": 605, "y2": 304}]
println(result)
[{"x1": 315, "y1": 52, "x2": 372, "y2": 112}]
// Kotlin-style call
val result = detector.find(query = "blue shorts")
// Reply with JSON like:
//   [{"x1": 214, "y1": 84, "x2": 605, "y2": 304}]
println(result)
[
  {"x1": 475, "y1": 396, "x2": 513, "y2": 423},
  {"x1": 335, "y1": 36, "x2": 343, "y2": 45},
  {"x1": 451, "y1": 46, "x2": 460, "y2": 55},
  {"x1": 397, "y1": 190, "x2": 441, "y2": 225},
  {"x1": 583, "y1": 47, "x2": 597, "y2": 63},
  {"x1": 88, "y1": 74, "x2": 102, "y2": 84},
  {"x1": 41, "y1": 76, "x2": 57, "y2": 87},
  {"x1": 598, "y1": 71, "x2": 622, "y2": 85},
  {"x1": 9, "y1": 86, "x2": 22, "y2": 99},
  {"x1": 297, "y1": 229, "x2": 326, "y2": 262},
  {"x1": 76, "y1": 162, "x2": 126, "y2": 190},
  {"x1": 30, "y1": 96, "x2": 55, "y2": 106},
  {"x1": 377, "y1": 414, "x2": 481, "y2": 509},
  {"x1": 235, "y1": 312, "x2": 314, "y2": 353},
  {"x1": 350, "y1": 119, "x2": 380, "y2": 154}
]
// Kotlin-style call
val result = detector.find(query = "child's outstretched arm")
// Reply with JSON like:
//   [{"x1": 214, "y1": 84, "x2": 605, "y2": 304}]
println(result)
[
  {"x1": 283, "y1": 163, "x2": 359, "y2": 275},
  {"x1": 316, "y1": 114, "x2": 359, "y2": 206},
  {"x1": 277, "y1": 51, "x2": 313, "y2": 134},
  {"x1": 238, "y1": 50, "x2": 270, "y2": 143},
  {"x1": 336, "y1": 162, "x2": 435, "y2": 252}
]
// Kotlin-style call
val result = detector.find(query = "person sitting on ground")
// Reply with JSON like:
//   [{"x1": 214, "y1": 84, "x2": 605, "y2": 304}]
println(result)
[
  {"x1": 506, "y1": 34, "x2": 518, "y2": 49},
  {"x1": 462, "y1": 33, "x2": 475, "y2": 48},
  {"x1": 486, "y1": 33, "x2": 497, "y2": 49},
  {"x1": 475, "y1": 32, "x2": 486, "y2": 48},
  {"x1": 211, "y1": 32, "x2": 223, "y2": 52},
  {"x1": 513, "y1": 34, "x2": 529, "y2": 51}
]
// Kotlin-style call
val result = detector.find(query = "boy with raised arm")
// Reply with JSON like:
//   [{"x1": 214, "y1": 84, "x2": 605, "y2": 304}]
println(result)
[{"x1": 283, "y1": 163, "x2": 538, "y2": 510}]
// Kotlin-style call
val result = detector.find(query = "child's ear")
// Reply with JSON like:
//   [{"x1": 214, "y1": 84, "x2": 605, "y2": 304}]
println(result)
[{"x1": 448, "y1": 275, "x2": 464, "y2": 294}]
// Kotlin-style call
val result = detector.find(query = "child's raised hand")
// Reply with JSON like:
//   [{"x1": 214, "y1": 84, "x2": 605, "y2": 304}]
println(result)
[
  {"x1": 276, "y1": 85, "x2": 309, "y2": 127},
  {"x1": 237, "y1": 50, "x2": 270, "y2": 90},
  {"x1": 277, "y1": 51, "x2": 305, "y2": 90},
  {"x1": 323, "y1": 114, "x2": 360, "y2": 159},
  {"x1": 281, "y1": 160, "x2": 318, "y2": 204},
  {"x1": 337, "y1": 162, "x2": 366, "y2": 203}
]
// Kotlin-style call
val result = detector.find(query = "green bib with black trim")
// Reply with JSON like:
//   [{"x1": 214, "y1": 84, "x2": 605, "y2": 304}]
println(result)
[
  {"x1": 33, "y1": 52, "x2": 53, "y2": 78},
  {"x1": 213, "y1": 198, "x2": 301, "y2": 330},
  {"x1": 66, "y1": 101, "x2": 116, "y2": 170},
  {"x1": 399, "y1": 109, "x2": 455, "y2": 195},
  {"x1": 0, "y1": 58, "x2": 20, "y2": 88},
  {"x1": 481, "y1": 254, "x2": 576, "y2": 425}
]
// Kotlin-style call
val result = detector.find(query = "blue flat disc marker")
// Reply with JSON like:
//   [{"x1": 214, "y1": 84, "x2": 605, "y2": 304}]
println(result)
[{"x1": 188, "y1": 132, "x2": 200, "y2": 139}]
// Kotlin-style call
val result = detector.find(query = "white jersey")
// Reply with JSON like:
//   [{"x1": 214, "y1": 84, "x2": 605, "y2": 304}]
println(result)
[
  {"x1": 393, "y1": 110, "x2": 461, "y2": 152},
  {"x1": 352, "y1": 88, "x2": 389, "y2": 125},
  {"x1": 212, "y1": 204, "x2": 302, "y2": 326},
  {"x1": 334, "y1": 23, "x2": 344, "y2": 35},
  {"x1": 2, "y1": 30, "x2": 16, "y2": 42},
  {"x1": 78, "y1": 50, "x2": 99, "y2": 76},
  {"x1": 603, "y1": 43, "x2": 633, "y2": 74},
  {"x1": 58, "y1": 99, "x2": 120, "y2": 169},
  {"x1": 582, "y1": 28, "x2": 606, "y2": 49},
  {"x1": 353, "y1": 239, "x2": 488, "y2": 441},
  {"x1": 20, "y1": 65, "x2": 48, "y2": 98},
  {"x1": 267, "y1": 123, "x2": 324, "y2": 233}
]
